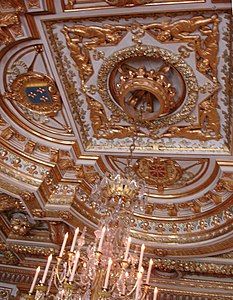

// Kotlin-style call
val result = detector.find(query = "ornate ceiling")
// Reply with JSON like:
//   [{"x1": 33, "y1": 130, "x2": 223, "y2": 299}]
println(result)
[{"x1": 0, "y1": 0, "x2": 232, "y2": 299}]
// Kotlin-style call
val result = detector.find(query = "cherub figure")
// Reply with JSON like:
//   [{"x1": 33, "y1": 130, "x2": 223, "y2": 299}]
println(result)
[
  {"x1": 86, "y1": 97, "x2": 108, "y2": 135},
  {"x1": 87, "y1": 96, "x2": 142, "y2": 139},
  {"x1": 144, "y1": 15, "x2": 218, "y2": 43},
  {"x1": 62, "y1": 27, "x2": 93, "y2": 82},
  {"x1": 195, "y1": 16, "x2": 219, "y2": 77},
  {"x1": 163, "y1": 94, "x2": 221, "y2": 141},
  {"x1": 199, "y1": 97, "x2": 220, "y2": 137},
  {"x1": 62, "y1": 24, "x2": 127, "y2": 49}
]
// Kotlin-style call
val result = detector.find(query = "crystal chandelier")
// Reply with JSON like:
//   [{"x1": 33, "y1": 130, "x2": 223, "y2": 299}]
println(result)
[
  {"x1": 26, "y1": 225, "x2": 158, "y2": 300},
  {"x1": 25, "y1": 128, "x2": 159, "y2": 300},
  {"x1": 90, "y1": 169, "x2": 147, "y2": 215}
]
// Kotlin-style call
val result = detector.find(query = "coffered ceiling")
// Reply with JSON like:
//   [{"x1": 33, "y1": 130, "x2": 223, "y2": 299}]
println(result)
[{"x1": 0, "y1": 0, "x2": 232, "y2": 299}]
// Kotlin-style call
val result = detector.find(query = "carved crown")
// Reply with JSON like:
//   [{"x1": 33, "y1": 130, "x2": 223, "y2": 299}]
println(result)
[{"x1": 118, "y1": 66, "x2": 177, "y2": 118}]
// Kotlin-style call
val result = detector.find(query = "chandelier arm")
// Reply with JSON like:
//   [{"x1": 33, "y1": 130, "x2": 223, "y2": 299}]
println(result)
[
  {"x1": 64, "y1": 252, "x2": 74, "y2": 280},
  {"x1": 46, "y1": 266, "x2": 55, "y2": 296},
  {"x1": 125, "y1": 276, "x2": 140, "y2": 297},
  {"x1": 34, "y1": 285, "x2": 46, "y2": 300},
  {"x1": 54, "y1": 259, "x2": 67, "y2": 288},
  {"x1": 140, "y1": 284, "x2": 150, "y2": 300}
]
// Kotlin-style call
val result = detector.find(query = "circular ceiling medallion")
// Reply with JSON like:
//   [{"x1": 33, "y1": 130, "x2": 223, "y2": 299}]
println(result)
[
  {"x1": 9, "y1": 72, "x2": 62, "y2": 116},
  {"x1": 109, "y1": 58, "x2": 186, "y2": 121},
  {"x1": 98, "y1": 45, "x2": 198, "y2": 128},
  {"x1": 134, "y1": 157, "x2": 183, "y2": 191}
]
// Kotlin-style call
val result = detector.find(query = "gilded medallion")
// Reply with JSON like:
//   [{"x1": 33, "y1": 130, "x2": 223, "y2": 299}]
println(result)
[
  {"x1": 7, "y1": 72, "x2": 62, "y2": 116},
  {"x1": 134, "y1": 158, "x2": 183, "y2": 191}
]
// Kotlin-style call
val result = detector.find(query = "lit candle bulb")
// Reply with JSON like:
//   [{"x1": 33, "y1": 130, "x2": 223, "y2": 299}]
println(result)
[
  {"x1": 97, "y1": 226, "x2": 106, "y2": 252},
  {"x1": 103, "y1": 257, "x2": 113, "y2": 289},
  {"x1": 153, "y1": 287, "x2": 158, "y2": 300},
  {"x1": 124, "y1": 236, "x2": 131, "y2": 261},
  {"x1": 29, "y1": 266, "x2": 40, "y2": 294},
  {"x1": 146, "y1": 259, "x2": 153, "y2": 284},
  {"x1": 59, "y1": 232, "x2": 69, "y2": 257},
  {"x1": 69, "y1": 250, "x2": 80, "y2": 282},
  {"x1": 70, "y1": 227, "x2": 79, "y2": 252},
  {"x1": 41, "y1": 254, "x2": 52, "y2": 284},
  {"x1": 138, "y1": 244, "x2": 145, "y2": 272}
]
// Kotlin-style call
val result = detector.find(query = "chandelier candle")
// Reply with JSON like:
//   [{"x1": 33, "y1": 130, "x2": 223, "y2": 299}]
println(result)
[
  {"x1": 70, "y1": 227, "x2": 79, "y2": 252},
  {"x1": 138, "y1": 244, "x2": 145, "y2": 271},
  {"x1": 69, "y1": 250, "x2": 80, "y2": 282},
  {"x1": 153, "y1": 287, "x2": 158, "y2": 300},
  {"x1": 146, "y1": 259, "x2": 153, "y2": 284},
  {"x1": 124, "y1": 236, "x2": 131, "y2": 261},
  {"x1": 29, "y1": 266, "x2": 40, "y2": 294},
  {"x1": 135, "y1": 271, "x2": 143, "y2": 300},
  {"x1": 59, "y1": 232, "x2": 69, "y2": 257},
  {"x1": 103, "y1": 257, "x2": 113, "y2": 289},
  {"x1": 41, "y1": 254, "x2": 52, "y2": 284},
  {"x1": 97, "y1": 226, "x2": 106, "y2": 252}
]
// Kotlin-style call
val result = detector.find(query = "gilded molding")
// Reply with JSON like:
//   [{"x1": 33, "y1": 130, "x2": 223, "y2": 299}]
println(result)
[
  {"x1": 0, "y1": 7, "x2": 232, "y2": 294},
  {"x1": 0, "y1": 242, "x2": 56, "y2": 256},
  {"x1": 105, "y1": 0, "x2": 153, "y2": 6},
  {"x1": 46, "y1": 13, "x2": 229, "y2": 151},
  {"x1": 151, "y1": 257, "x2": 233, "y2": 275},
  {"x1": 157, "y1": 288, "x2": 233, "y2": 300}
]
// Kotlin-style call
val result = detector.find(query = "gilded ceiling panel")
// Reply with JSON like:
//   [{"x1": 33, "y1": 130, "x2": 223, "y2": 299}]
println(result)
[
  {"x1": 62, "y1": 0, "x2": 206, "y2": 10},
  {"x1": 44, "y1": 11, "x2": 232, "y2": 154}
]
